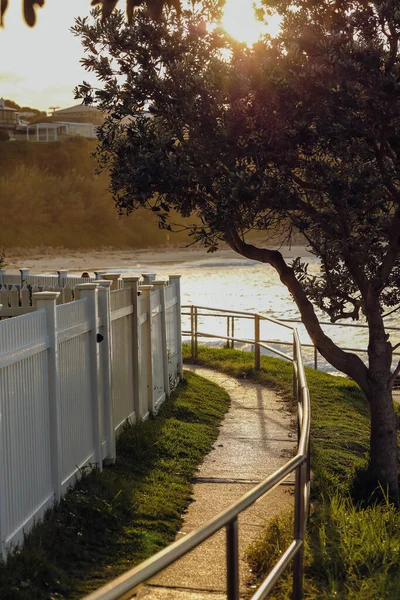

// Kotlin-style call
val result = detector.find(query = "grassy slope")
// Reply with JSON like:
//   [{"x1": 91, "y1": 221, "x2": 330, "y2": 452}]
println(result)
[
  {"x1": 0, "y1": 138, "x2": 192, "y2": 249},
  {"x1": 0, "y1": 371, "x2": 230, "y2": 600},
  {"x1": 182, "y1": 345, "x2": 400, "y2": 600}
]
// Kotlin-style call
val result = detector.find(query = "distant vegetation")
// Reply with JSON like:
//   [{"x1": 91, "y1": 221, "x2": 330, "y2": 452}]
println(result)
[
  {"x1": 0, "y1": 137, "x2": 191, "y2": 249},
  {"x1": 4, "y1": 99, "x2": 47, "y2": 123}
]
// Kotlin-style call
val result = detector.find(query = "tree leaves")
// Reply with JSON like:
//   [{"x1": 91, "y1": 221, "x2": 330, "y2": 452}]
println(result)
[
  {"x1": 73, "y1": 2, "x2": 400, "y2": 324},
  {"x1": 0, "y1": 0, "x2": 180, "y2": 28}
]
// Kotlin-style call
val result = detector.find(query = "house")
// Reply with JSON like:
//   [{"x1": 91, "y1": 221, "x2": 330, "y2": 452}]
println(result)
[
  {"x1": 0, "y1": 98, "x2": 18, "y2": 139},
  {"x1": 25, "y1": 119, "x2": 97, "y2": 142},
  {"x1": 22, "y1": 103, "x2": 103, "y2": 142},
  {"x1": 52, "y1": 103, "x2": 104, "y2": 125}
]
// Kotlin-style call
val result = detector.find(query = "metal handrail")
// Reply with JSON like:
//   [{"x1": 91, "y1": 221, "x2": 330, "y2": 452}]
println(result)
[
  {"x1": 181, "y1": 306, "x2": 400, "y2": 332},
  {"x1": 181, "y1": 305, "x2": 400, "y2": 369},
  {"x1": 84, "y1": 305, "x2": 311, "y2": 600}
]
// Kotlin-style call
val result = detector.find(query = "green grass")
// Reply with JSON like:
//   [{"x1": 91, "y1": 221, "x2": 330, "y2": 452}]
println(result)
[
  {"x1": 183, "y1": 344, "x2": 370, "y2": 494},
  {"x1": 0, "y1": 370, "x2": 230, "y2": 599},
  {"x1": 182, "y1": 344, "x2": 400, "y2": 599}
]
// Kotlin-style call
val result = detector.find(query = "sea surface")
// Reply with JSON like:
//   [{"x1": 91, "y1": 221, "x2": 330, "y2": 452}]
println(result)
[{"x1": 112, "y1": 254, "x2": 400, "y2": 375}]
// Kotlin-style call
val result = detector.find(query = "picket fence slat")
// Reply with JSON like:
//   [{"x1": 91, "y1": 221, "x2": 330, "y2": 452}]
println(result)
[{"x1": 0, "y1": 274, "x2": 182, "y2": 559}]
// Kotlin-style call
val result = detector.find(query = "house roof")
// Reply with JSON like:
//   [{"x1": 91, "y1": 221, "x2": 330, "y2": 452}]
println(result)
[
  {"x1": 26, "y1": 122, "x2": 59, "y2": 129},
  {"x1": 53, "y1": 104, "x2": 101, "y2": 114},
  {"x1": 28, "y1": 116, "x2": 96, "y2": 126}
]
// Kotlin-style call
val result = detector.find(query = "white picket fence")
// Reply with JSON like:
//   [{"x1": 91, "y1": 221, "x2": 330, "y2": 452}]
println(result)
[
  {"x1": 0, "y1": 274, "x2": 182, "y2": 559},
  {"x1": 0, "y1": 269, "x2": 125, "y2": 317}
]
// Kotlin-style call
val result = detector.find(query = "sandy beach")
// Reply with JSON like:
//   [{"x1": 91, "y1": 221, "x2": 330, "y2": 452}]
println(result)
[{"x1": 4, "y1": 243, "x2": 312, "y2": 275}]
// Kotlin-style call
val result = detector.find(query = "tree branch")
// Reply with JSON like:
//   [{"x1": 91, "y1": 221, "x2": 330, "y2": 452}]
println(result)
[
  {"x1": 291, "y1": 173, "x2": 324, "y2": 192},
  {"x1": 225, "y1": 230, "x2": 369, "y2": 393},
  {"x1": 374, "y1": 141, "x2": 400, "y2": 202},
  {"x1": 372, "y1": 207, "x2": 400, "y2": 292}
]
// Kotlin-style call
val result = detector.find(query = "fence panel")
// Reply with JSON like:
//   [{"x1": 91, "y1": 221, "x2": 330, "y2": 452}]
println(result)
[
  {"x1": 110, "y1": 289, "x2": 135, "y2": 432},
  {"x1": 0, "y1": 311, "x2": 53, "y2": 557},
  {"x1": 57, "y1": 300, "x2": 96, "y2": 493},
  {"x1": 0, "y1": 273, "x2": 182, "y2": 558}
]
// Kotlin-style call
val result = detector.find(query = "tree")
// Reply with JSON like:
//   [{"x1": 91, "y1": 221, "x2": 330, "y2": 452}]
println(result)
[
  {"x1": 74, "y1": 1, "x2": 400, "y2": 498},
  {"x1": 4, "y1": 99, "x2": 47, "y2": 123}
]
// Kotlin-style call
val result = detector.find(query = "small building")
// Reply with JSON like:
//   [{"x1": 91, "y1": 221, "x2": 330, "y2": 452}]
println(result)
[
  {"x1": 52, "y1": 104, "x2": 104, "y2": 125},
  {"x1": 26, "y1": 119, "x2": 98, "y2": 142},
  {"x1": 0, "y1": 98, "x2": 18, "y2": 139}
]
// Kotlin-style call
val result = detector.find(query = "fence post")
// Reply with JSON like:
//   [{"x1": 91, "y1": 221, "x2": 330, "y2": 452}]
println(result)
[
  {"x1": 32, "y1": 291, "x2": 62, "y2": 501},
  {"x1": 153, "y1": 280, "x2": 170, "y2": 397},
  {"x1": 254, "y1": 314, "x2": 261, "y2": 370},
  {"x1": 76, "y1": 283, "x2": 103, "y2": 470},
  {"x1": 97, "y1": 280, "x2": 115, "y2": 462},
  {"x1": 122, "y1": 276, "x2": 142, "y2": 419},
  {"x1": 139, "y1": 284, "x2": 155, "y2": 413},
  {"x1": 57, "y1": 270, "x2": 68, "y2": 287},
  {"x1": 142, "y1": 273, "x2": 156, "y2": 285},
  {"x1": 101, "y1": 273, "x2": 121, "y2": 291},
  {"x1": 20, "y1": 268, "x2": 30, "y2": 287},
  {"x1": 169, "y1": 275, "x2": 183, "y2": 379},
  {"x1": 314, "y1": 346, "x2": 318, "y2": 370}
]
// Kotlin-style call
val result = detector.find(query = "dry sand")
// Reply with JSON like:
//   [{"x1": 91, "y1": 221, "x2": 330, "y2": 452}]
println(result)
[{"x1": 4, "y1": 244, "x2": 312, "y2": 275}]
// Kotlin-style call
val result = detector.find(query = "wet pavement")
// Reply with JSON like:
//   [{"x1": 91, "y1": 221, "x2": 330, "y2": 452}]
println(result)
[{"x1": 136, "y1": 366, "x2": 296, "y2": 599}]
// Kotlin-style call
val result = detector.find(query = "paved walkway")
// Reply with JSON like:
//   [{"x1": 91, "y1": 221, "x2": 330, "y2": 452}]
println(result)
[{"x1": 136, "y1": 366, "x2": 296, "y2": 599}]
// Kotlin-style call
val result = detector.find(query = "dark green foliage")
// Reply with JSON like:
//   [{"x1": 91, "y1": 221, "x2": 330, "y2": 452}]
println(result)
[
  {"x1": 73, "y1": 2, "x2": 400, "y2": 323},
  {"x1": 0, "y1": 371, "x2": 230, "y2": 599},
  {"x1": 4, "y1": 99, "x2": 47, "y2": 123}
]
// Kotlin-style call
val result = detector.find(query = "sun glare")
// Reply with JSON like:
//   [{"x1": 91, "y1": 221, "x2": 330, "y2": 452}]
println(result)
[{"x1": 221, "y1": 0, "x2": 281, "y2": 45}]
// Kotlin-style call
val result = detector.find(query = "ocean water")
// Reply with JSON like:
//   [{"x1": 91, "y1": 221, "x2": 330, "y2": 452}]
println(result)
[{"x1": 116, "y1": 255, "x2": 400, "y2": 375}]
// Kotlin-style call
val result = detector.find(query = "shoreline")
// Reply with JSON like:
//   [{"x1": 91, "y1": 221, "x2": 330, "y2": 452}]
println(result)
[{"x1": 4, "y1": 244, "x2": 313, "y2": 274}]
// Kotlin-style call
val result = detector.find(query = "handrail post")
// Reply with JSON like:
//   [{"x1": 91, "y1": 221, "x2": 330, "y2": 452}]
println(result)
[
  {"x1": 231, "y1": 317, "x2": 235, "y2": 349},
  {"x1": 314, "y1": 346, "x2": 318, "y2": 370},
  {"x1": 226, "y1": 518, "x2": 239, "y2": 600},
  {"x1": 194, "y1": 305, "x2": 198, "y2": 359},
  {"x1": 190, "y1": 305, "x2": 195, "y2": 361},
  {"x1": 292, "y1": 459, "x2": 306, "y2": 600},
  {"x1": 254, "y1": 314, "x2": 260, "y2": 370}
]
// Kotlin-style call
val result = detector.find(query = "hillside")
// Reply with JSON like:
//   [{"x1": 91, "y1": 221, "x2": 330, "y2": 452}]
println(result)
[{"x1": 0, "y1": 137, "x2": 191, "y2": 249}]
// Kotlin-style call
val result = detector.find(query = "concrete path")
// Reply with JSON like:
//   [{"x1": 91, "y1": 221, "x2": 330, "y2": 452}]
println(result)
[{"x1": 136, "y1": 366, "x2": 296, "y2": 600}]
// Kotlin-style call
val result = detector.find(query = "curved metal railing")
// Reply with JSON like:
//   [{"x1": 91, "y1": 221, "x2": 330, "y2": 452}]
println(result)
[{"x1": 83, "y1": 306, "x2": 311, "y2": 600}]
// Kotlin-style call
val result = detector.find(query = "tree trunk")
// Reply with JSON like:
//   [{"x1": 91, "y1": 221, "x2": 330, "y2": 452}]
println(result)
[
  {"x1": 367, "y1": 377, "x2": 399, "y2": 500},
  {"x1": 364, "y1": 286, "x2": 399, "y2": 500}
]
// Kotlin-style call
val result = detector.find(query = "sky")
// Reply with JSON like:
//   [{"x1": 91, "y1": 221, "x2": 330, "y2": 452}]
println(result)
[{"x1": 0, "y1": 0, "x2": 279, "y2": 113}]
